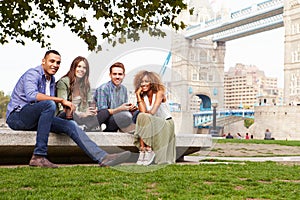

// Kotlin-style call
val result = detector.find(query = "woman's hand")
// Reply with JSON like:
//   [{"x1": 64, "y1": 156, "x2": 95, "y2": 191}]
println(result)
[
  {"x1": 135, "y1": 87, "x2": 143, "y2": 96},
  {"x1": 77, "y1": 107, "x2": 98, "y2": 118},
  {"x1": 85, "y1": 107, "x2": 98, "y2": 116}
]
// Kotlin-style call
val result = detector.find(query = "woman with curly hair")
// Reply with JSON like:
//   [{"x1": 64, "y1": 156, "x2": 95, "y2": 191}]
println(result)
[
  {"x1": 56, "y1": 56, "x2": 98, "y2": 131},
  {"x1": 133, "y1": 70, "x2": 176, "y2": 165}
]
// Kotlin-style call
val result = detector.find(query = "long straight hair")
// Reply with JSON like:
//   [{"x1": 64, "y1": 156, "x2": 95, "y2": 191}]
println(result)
[{"x1": 62, "y1": 56, "x2": 90, "y2": 106}]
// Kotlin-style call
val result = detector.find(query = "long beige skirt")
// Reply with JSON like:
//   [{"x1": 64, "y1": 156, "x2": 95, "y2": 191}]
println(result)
[{"x1": 133, "y1": 113, "x2": 176, "y2": 164}]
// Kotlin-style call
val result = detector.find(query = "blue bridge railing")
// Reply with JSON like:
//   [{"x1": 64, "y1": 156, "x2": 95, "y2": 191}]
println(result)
[{"x1": 193, "y1": 109, "x2": 254, "y2": 127}]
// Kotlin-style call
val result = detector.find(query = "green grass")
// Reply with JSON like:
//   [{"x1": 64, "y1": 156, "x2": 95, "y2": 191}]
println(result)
[
  {"x1": 215, "y1": 139, "x2": 300, "y2": 146},
  {"x1": 0, "y1": 163, "x2": 299, "y2": 199}
]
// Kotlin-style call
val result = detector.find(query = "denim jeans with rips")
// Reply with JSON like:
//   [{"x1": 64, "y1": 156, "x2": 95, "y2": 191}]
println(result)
[{"x1": 6, "y1": 100, "x2": 107, "y2": 163}]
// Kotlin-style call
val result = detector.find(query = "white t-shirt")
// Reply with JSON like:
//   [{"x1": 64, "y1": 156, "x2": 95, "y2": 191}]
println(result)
[
  {"x1": 45, "y1": 79, "x2": 51, "y2": 96},
  {"x1": 144, "y1": 94, "x2": 172, "y2": 119}
]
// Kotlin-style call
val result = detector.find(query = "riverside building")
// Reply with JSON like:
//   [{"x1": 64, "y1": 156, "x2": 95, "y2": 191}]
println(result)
[{"x1": 224, "y1": 63, "x2": 282, "y2": 109}]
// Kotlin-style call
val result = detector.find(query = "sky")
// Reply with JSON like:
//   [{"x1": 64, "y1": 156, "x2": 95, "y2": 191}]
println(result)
[{"x1": 0, "y1": 0, "x2": 284, "y2": 95}]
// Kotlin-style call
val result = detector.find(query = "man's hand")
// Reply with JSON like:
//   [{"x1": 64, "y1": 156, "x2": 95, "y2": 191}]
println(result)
[
  {"x1": 129, "y1": 105, "x2": 138, "y2": 112},
  {"x1": 61, "y1": 99, "x2": 76, "y2": 111},
  {"x1": 109, "y1": 103, "x2": 136, "y2": 115},
  {"x1": 61, "y1": 99, "x2": 76, "y2": 119},
  {"x1": 120, "y1": 103, "x2": 133, "y2": 111}
]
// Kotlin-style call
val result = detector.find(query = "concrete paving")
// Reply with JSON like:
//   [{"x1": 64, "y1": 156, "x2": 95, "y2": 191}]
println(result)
[
  {"x1": 1, "y1": 156, "x2": 300, "y2": 168},
  {"x1": 184, "y1": 155, "x2": 300, "y2": 163}
]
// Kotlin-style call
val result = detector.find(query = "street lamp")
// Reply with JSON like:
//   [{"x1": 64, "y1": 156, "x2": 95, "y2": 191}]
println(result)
[{"x1": 211, "y1": 101, "x2": 218, "y2": 137}]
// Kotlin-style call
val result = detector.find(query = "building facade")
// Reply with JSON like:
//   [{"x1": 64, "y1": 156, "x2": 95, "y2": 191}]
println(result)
[
  {"x1": 284, "y1": 0, "x2": 300, "y2": 105},
  {"x1": 224, "y1": 63, "x2": 281, "y2": 109},
  {"x1": 170, "y1": 0, "x2": 226, "y2": 114}
]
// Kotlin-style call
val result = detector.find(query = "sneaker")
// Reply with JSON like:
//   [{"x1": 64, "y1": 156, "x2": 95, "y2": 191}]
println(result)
[
  {"x1": 136, "y1": 151, "x2": 145, "y2": 165},
  {"x1": 128, "y1": 129, "x2": 135, "y2": 134},
  {"x1": 29, "y1": 155, "x2": 58, "y2": 168},
  {"x1": 99, "y1": 151, "x2": 131, "y2": 167},
  {"x1": 143, "y1": 150, "x2": 155, "y2": 166}
]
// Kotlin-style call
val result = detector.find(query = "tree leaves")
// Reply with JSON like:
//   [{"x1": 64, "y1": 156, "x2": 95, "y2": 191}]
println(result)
[
  {"x1": 0, "y1": 0, "x2": 188, "y2": 51},
  {"x1": 0, "y1": 91, "x2": 10, "y2": 119}
]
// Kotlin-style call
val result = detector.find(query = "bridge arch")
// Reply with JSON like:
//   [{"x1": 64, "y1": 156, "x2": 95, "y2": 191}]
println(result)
[
  {"x1": 188, "y1": 91, "x2": 213, "y2": 112},
  {"x1": 197, "y1": 94, "x2": 212, "y2": 111}
]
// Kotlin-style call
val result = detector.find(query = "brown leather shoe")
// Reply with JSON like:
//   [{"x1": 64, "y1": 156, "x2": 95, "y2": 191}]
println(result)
[
  {"x1": 29, "y1": 155, "x2": 58, "y2": 168},
  {"x1": 99, "y1": 151, "x2": 131, "y2": 167}
]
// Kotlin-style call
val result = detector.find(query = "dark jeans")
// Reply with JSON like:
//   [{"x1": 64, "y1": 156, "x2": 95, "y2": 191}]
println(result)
[
  {"x1": 6, "y1": 100, "x2": 107, "y2": 163},
  {"x1": 97, "y1": 109, "x2": 139, "y2": 132},
  {"x1": 264, "y1": 138, "x2": 275, "y2": 140},
  {"x1": 58, "y1": 111, "x2": 99, "y2": 130}
]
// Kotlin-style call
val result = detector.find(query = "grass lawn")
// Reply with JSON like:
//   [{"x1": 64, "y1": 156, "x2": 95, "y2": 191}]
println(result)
[
  {"x1": 215, "y1": 138, "x2": 300, "y2": 146},
  {"x1": 0, "y1": 162, "x2": 299, "y2": 199},
  {"x1": 1, "y1": 140, "x2": 299, "y2": 199}
]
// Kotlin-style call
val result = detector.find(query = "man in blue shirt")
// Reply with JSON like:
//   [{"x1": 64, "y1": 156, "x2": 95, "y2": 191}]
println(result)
[
  {"x1": 6, "y1": 50, "x2": 130, "y2": 168},
  {"x1": 94, "y1": 62, "x2": 138, "y2": 132}
]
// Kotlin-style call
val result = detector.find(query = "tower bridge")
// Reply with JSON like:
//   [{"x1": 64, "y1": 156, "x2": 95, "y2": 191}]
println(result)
[
  {"x1": 169, "y1": 0, "x2": 300, "y2": 134},
  {"x1": 193, "y1": 109, "x2": 254, "y2": 128},
  {"x1": 185, "y1": 0, "x2": 284, "y2": 41}
]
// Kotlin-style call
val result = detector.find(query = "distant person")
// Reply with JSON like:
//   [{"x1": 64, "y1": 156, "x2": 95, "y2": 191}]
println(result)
[
  {"x1": 226, "y1": 133, "x2": 234, "y2": 139},
  {"x1": 250, "y1": 134, "x2": 254, "y2": 139},
  {"x1": 94, "y1": 62, "x2": 138, "y2": 132},
  {"x1": 264, "y1": 129, "x2": 275, "y2": 140},
  {"x1": 236, "y1": 132, "x2": 242, "y2": 139},
  {"x1": 133, "y1": 70, "x2": 176, "y2": 165},
  {"x1": 56, "y1": 56, "x2": 99, "y2": 131},
  {"x1": 245, "y1": 133, "x2": 250, "y2": 140},
  {"x1": 6, "y1": 50, "x2": 130, "y2": 168}
]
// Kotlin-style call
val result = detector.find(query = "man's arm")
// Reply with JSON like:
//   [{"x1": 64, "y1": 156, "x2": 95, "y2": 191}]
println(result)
[
  {"x1": 107, "y1": 103, "x2": 133, "y2": 115},
  {"x1": 95, "y1": 85, "x2": 131, "y2": 115},
  {"x1": 36, "y1": 93, "x2": 75, "y2": 113}
]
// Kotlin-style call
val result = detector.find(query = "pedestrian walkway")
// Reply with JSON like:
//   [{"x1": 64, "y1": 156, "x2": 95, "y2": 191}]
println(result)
[
  {"x1": 2, "y1": 156, "x2": 300, "y2": 168},
  {"x1": 184, "y1": 155, "x2": 300, "y2": 163}
]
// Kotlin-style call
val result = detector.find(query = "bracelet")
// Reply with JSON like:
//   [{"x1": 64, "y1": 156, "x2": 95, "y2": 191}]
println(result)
[{"x1": 137, "y1": 100, "x2": 142, "y2": 104}]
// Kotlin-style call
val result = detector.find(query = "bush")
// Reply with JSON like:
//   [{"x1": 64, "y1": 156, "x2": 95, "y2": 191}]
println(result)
[{"x1": 244, "y1": 118, "x2": 254, "y2": 128}]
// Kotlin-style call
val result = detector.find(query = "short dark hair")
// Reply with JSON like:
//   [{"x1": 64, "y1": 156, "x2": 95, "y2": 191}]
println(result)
[
  {"x1": 109, "y1": 62, "x2": 125, "y2": 74},
  {"x1": 44, "y1": 50, "x2": 60, "y2": 58}
]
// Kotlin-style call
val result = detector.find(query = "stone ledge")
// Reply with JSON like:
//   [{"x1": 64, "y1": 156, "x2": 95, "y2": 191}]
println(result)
[{"x1": 0, "y1": 128, "x2": 212, "y2": 164}]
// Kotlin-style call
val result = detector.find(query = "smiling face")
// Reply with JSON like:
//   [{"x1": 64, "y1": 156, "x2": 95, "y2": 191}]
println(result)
[
  {"x1": 75, "y1": 61, "x2": 87, "y2": 79},
  {"x1": 110, "y1": 67, "x2": 125, "y2": 87},
  {"x1": 140, "y1": 75, "x2": 151, "y2": 92},
  {"x1": 42, "y1": 53, "x2": 61, "y2": 77}
]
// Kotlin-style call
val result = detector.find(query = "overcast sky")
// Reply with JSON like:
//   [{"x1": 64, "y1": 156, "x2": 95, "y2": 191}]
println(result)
[{"x1": 0, "y1": 0, "x2": 284, "y2": 95}]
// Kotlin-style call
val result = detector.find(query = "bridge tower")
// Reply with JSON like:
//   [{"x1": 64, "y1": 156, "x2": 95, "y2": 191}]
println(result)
[
  {"x1": 169, "y1": 0, "x2": 225, "y2": 113},
  {"x1": 283, "y1": 0, "x2": 300, "y2": 105},
  {"x1": 170, "y1": 35, "x2": 225, "y2": 112},
  {"x1": 167, "y1": 1, "x2": 225, "y2": 134}
]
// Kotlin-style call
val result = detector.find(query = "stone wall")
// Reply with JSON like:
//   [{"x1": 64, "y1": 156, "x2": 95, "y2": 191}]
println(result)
[
  {"x1": 249, "y1": 106, "x2": 300, "y2": 140},
  {"x1": 223, "y1": 120, "x2": 249, "y2": 138}
]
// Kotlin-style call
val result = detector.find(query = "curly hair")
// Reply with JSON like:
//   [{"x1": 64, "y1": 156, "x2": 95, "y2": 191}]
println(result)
[
  {"x1": 133, "y1": 70, "x2": 165, "y2": 93},
  {"x1": 62, "y1": 56, "x2": 90, "y2": 106}
]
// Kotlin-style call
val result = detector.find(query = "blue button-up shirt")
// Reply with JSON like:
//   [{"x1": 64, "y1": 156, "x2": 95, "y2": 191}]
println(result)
[
  {"x1": 94, "y1": 81, "x2": 128, "y2": 110},
  {"x1": 6, "y1": 65, "x2": 56, "y2": 119}
]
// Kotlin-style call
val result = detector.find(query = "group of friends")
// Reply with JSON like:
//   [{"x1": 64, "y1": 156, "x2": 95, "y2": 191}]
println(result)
[
  {"x1": 225, "y1": 132, "x2": 253, "y2": 139},
  {"x1": 6, "y1": 50, "x2": 176, "y2": 168}
]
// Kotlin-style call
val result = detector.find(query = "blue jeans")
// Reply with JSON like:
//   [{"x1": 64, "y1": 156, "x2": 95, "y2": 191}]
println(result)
[
  {"x1": 6, "y1": 100, "x2": 107, "y2": 163},
  {"x1": 97, "y1": 109, "x2": 139, "y2": 132}
]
